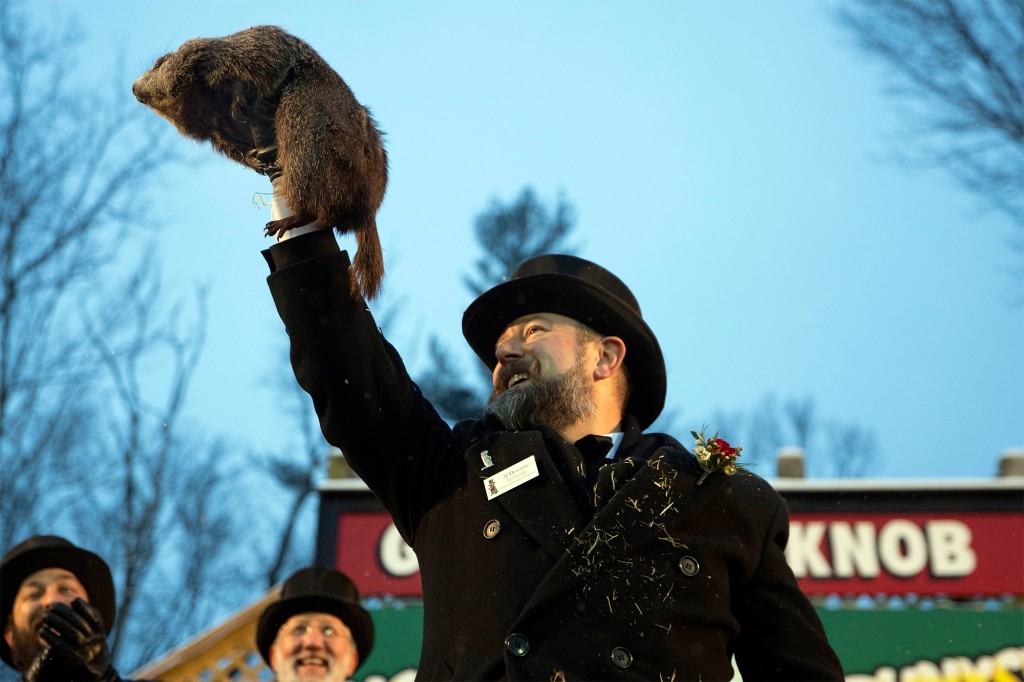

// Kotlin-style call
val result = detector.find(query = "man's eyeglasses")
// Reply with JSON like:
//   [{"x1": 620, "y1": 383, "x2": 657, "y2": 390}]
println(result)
[{"x1": 284, "y1": 623, "x2": 339, "y2": 639}]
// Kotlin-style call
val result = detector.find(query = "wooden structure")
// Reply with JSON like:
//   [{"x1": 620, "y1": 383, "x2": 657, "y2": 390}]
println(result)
[{"x1": 131, "y1": 589, "x2": 279, "y2": 682}]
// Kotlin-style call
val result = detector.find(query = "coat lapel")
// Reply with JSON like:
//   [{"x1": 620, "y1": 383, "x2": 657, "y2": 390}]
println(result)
[
  {"x1": 516, "y1": 447, "x2": 728, "y2": 618},
  {"x1": 465, "y1": 431, "x2": 587, "y2": 561}
]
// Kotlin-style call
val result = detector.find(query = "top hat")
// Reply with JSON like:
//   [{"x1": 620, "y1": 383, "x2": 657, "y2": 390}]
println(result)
[
  {"x1": 1, "y1": 535, "x2": 116, "y2": 667},
  {"x1": 463, "y1": 254, "x2": 666, "y2": 430},
  {"x1": 256, "y1": 567, "x2": 374, "y2": 667}
]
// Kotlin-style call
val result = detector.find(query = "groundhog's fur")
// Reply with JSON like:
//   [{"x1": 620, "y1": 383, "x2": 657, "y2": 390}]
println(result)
[{"x1": 133, "y1": 25, "x2": 388, "y2": 300}]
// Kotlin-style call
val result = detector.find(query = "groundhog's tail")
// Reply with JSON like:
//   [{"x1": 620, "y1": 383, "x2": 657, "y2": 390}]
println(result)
[{"x1": 351, "y1": 220, "x2": 385, "y2": 301}]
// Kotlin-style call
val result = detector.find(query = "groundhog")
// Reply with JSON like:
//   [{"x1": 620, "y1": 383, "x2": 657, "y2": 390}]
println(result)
[{"x1": 133, "y1": 25, "x2": 388, "y2": 300}]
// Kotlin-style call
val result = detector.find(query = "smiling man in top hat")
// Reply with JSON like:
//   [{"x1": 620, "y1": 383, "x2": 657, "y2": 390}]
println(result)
[
  {"x1": 257, "y1": 567, "x2": 373, "y2": 682},
  {"x1": 260, "y1": 223, "x2": 844, "y2": 680},
  {"x1": 1, "y1": 535, "x2": 130, "y2": 682}
]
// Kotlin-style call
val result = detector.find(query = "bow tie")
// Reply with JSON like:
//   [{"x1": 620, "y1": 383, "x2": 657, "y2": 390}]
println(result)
[{"x1": 576, "y1": 434, "x2": 614, "y2": 459}]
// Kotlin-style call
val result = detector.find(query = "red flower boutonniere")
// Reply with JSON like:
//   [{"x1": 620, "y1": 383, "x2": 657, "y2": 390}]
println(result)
[{"x1": 691, "y1": 428, "x2": 744, "y2": 485}]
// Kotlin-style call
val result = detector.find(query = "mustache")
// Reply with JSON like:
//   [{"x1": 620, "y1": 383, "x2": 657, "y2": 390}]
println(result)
[{"x1": 493, "y1": 358, "x2": 540, "y2": 393}]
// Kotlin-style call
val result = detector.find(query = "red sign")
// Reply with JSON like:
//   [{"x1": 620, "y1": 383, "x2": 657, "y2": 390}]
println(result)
[
  {"x1": 334, "y1": 511, "x2": 422, "y2": 597},
  {"x1": 788, "y1": 512, "x2": 1023, "y2": 597},
  {"x1": 331, "y1": 509, "x2": 1023, "y2": 599}
]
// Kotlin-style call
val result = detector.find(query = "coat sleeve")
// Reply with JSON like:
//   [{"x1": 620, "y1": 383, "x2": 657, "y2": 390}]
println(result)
[
  {"x1": 731, "y1": 490, "x2": 845, "y2": 681},
  {"x1": 264, "y1": 232, "x2": 456, "y2": 541}
]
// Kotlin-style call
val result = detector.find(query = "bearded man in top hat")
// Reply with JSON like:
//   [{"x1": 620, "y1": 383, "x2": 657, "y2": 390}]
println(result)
[
  {"x1": 257, "y1": 567, "x2": 374, "y2": 682},
  {"x1": 260, "y1": 224, "x2": 844, "y2": 681},
  {"x1": 1, "y1": 535, "x2": 136, "y2": 682}
]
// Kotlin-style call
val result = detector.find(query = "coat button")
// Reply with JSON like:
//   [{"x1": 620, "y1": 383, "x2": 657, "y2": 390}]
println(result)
[
  {"x1": 483, "y1": 519, "x2": 502, "y2": 539},
  {"x1": 610, "y1": 646, "x2": 633, "y2": 669},
  {"x1": 678, "y1": 555, "x2": 700, "y2": 577},
  {"x1": 505, "y1": 633, "x2": 529, "y2": 656}
]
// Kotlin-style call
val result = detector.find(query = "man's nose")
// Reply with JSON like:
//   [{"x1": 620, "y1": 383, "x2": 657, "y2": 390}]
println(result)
[
  {"x1": 494, "y1": 335, "x2": 523, "y2": 363},
  {"x1": 300, "y1": 629, "x2": 327, "y2": 649}
]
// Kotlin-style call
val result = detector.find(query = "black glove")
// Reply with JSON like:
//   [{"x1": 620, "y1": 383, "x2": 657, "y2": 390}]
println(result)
[
  {"x1": 34, "y1": 599, "x2": 120, "y2": 682},
  {"x1": 24, "y1": 643, "x2": 71, "y2": 682},
  {"x1": 228, "y1": 93, "x2": 283, "y2": 181}
]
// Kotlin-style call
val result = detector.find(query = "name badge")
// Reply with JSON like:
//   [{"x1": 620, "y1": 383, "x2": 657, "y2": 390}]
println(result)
[{"x1": 483, "y1": 455, "x2": 540, "y2": 500}]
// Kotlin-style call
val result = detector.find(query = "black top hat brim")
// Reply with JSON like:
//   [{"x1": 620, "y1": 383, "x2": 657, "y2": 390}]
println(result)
[
  {"x1": 256, "y1": 595, "x2": 374, "y2": 668},
  {"x1": 463, "y1": 269, "x2": 666, "y2": 430},
  {"x1": 1, "y1": 536, "x2": 116, "y2": 668}
]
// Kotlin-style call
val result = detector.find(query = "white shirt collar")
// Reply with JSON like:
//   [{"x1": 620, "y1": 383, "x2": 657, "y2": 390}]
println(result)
[{"x1": 604, "y1": 431, "x2": 624, "y2": 460}]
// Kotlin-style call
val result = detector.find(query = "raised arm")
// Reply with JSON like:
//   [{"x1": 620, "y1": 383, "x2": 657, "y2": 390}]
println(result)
[{"x1": 265, "y1": 230, "x2": 456, "y2": 541}]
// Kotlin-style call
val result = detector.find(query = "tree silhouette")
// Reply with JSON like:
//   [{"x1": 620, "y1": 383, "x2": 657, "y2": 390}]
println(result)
[
  {"x1": 0, "y1": 1, "x2": 250, "y2": 674},
  {"x1": 835, "y1": 0, "x2": 1023, "y2": 298},
  {"x1": 712, "y1": 393, "x2": 877, "y2": 477},
  {"x1": 417, "y1": 187, "x2": 578, "y2": 422}
]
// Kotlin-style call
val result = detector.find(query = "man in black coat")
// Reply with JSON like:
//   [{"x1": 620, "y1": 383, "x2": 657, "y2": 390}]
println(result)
[
  {"x1": 1, "y1": 535, "x2": 134, "y2": 682},
  {"x1": 263, "y1": 227, "x2": 844, "y2": 681}
]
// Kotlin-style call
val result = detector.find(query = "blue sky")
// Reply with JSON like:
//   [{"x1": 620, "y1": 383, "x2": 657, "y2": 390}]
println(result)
[{"x1": 36, "y1": 0, "x2": 1022, "y2": 478}]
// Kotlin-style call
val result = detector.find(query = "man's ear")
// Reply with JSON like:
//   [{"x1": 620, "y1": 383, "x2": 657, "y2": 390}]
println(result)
[
  {"x1": 593, "y1": 336, "x2": 626, "y2": 380},
  {"x1": 4, "y1": 624, "x2": 13, "y2": 649}
]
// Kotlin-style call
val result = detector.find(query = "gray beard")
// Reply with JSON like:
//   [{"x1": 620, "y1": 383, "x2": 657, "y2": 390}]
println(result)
[{"x1": 484, "y1": 356, "x2": 596, "y2": 433}]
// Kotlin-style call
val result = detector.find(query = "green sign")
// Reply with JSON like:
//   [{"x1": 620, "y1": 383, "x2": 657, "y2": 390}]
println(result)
[
  {"x1": 352, "y1": 601, "x2": 1024, "y2": 681},
  {"x1": 819, "y1": 606, "x2": 1023, "y2": 680},
  {"x1": 354, "y1": 601, "x2": 422, "y2": 682}
]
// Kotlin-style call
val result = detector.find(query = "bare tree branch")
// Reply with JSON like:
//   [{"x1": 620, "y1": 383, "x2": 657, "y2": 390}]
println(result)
[
  {"x1": 708, "y1": 393, "x2": 878, "y2": 478},
  {"x1": 0, "y1": 2, "x2": 249, "y2": 675},
  {"x1": 835, "y1": 0, "x2": 1024, "y2": 230},
  {"x1": 825, "y1": 423, "x2": 879, "y2": 478},
  {"x1": 254, "y1": 337, "x2": 332, "y2": 589},
  {"x1": 77, "y1": 269, "x2": 208, "y2": 653}
]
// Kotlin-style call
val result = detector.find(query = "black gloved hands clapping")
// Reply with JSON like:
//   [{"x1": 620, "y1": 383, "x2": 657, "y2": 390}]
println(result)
[{"x1": 26, "y1": 599, "x2": 120, "y2": 682}]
